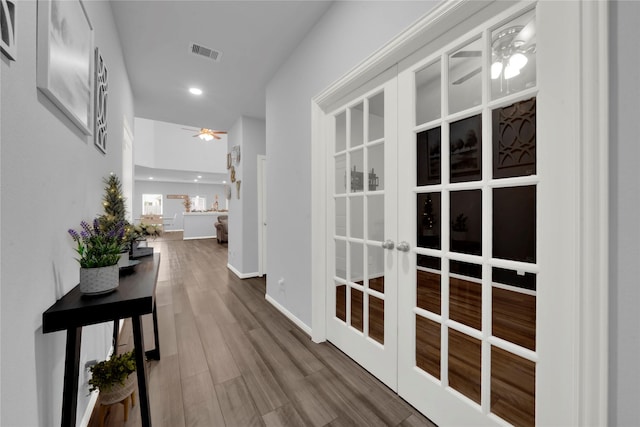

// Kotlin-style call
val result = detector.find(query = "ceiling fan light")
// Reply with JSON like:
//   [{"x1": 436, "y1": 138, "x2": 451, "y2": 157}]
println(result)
[
  {"x1": 504, "y1": 63, "x2": 520, "y2": 80},
  {"x1": 491, "y1": 61, "x2": 503, "y2": 79},
  {"x1": 508, "y1": 52, "x2": 528, "y2": 70}
]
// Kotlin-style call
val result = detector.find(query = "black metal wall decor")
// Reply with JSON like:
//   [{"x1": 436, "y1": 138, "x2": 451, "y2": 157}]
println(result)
[{"x1": 94, "y1": 47, "x2": 108, "y2": 153}]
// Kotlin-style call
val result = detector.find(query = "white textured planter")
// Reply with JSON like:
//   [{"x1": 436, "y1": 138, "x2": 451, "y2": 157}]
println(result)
[{"x1": 79, "y1": 265, "x2": 119, "y2": 295}]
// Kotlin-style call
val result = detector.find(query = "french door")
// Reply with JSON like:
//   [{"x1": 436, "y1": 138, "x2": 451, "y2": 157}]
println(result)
[
  {"x1": 325, "y1": 1, "x2": 599, "y2": 426},
  {"x1": 326, "y1": 77, "x2": 398, "y2": 389}
]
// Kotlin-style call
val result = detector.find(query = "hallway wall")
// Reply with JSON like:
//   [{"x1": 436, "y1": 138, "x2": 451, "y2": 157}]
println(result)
[
  {"x1": 265, "y1": 1, "x2": 438, "y2": 327},
  {"x1": 0, "y1": 1, "x2": 134, "y2": 424}
]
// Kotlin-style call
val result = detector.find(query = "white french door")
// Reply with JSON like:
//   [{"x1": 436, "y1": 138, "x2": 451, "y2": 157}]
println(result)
[
  {"x1": 326, "y1": 76, "x2": 398, "y2": 389},
  {"x1": 323, "y1": 1, "x2": 604, "y2": 426}
]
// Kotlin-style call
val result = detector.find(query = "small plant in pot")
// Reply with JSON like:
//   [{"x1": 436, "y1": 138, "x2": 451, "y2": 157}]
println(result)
[
  {"x1": 68, "y1": 219, "x2": 126, "y2": 295},
  {"x1": 89, "y1": 350, "x2": 137, "y2": 407}
]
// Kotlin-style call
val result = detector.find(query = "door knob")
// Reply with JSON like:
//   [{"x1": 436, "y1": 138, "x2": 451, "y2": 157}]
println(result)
[
  {"x1": 381, "y1": 240, "x2": 395, "y2": 250},
  {"x1": 396, "y1": 241, "x2": 410, "y2": 252}
]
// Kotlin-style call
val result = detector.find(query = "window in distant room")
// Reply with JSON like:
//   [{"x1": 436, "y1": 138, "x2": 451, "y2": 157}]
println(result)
[
  {"x1": 142, "y1": 194, "x2": 163, "y2": 215},
  {"x1": 191, "y1": 196, "x2": 206, "y2": 211}
]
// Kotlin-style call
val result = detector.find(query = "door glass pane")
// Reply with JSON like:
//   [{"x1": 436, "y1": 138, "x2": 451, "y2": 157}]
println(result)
[
  {"x1": 367, "y1": 194, "x2": 384, "y2": 242},
  {"x1": 351, "y1": 288, "x2": 364, "y2": 332},
  {"x1": 493, "y1": 186, "x2": 536, "y2": 263},
  {"x1": 368, "y1": 143, "x2": 384, "y2": 191},
  {"x1": 335, "y1": 240, "x2": 346, "y2": 279},
  {"x1": 450, "y1": 114, "x2": 482, "y2": 183},
  {"x1": 350, "y1": 149, "x2": 364, "y2": 193},
  {"x1": 449, "y1": 38, "x2": 482, "y2": 114},
  {"x1": 450, "y1": 190, "x2": 482, "y2": 255},
  {"x1": 449, "y1": 261, "x2": 482, "y2": 331},
  {"x1": 417, "y1": 192, "x2": 441, "y2": 249},
  {"x1": 350, "y1": 103, "x2": 364, "y2": 148},
  {"x1": 492, "y1": 285, "x2": 536, "y2": 351},
  {"x1": 491, "y1": 10, "x2": 537, "y2": 100},
  {"x1": 336, "y1": 112, "x2": 346, "y2": 152},
  {"x1": 367, "y1": 244, "x2": 385, "y2": 293},
  {"x1": 417, "y1": 127, "x2": 441, "y2": 186},
  {"x1": 369, "y1": 296, "x2": 384, "y2": 344},
  {"x1": 491, "y1": 346, "x2": 535, "y2": 426},
  {"x1": 416, "y1": 60, "x2": 441, "y2": 125},
  {"x1": 449, "y1": 329, "x2": 481, "y2": 404},
  {"x1": 350, "y1": 195, "x2": 364, "y2": 239},
  {"x1": 336, "y1": 283, "x2": 346, "y2": 322},
  {"x1": 493, "y1": 98, "x2": 536, "y2": 179},
  {"x1": 335, "y1": 197, "x2": 346, "y2": 237},
  {"x1": 416, "y1": 315, "x2": 441, "y2": 379},
  {"x1": 350, "y1": 242, "x2": 364, "y2": 284},
  {"x1": 335, "y1": 154, "x2": 347, "y2": 194},
  {"x1": 368, "y1": 92, "x2": 384, "y2": 141},
  {"x1": 417, "y1": 255, "x2": 441, "y2": 314}
]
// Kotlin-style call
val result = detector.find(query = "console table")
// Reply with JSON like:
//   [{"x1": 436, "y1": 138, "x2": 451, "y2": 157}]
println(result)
[{"x1": 43, "y1": 253, "x2": 161, "y2": 427}]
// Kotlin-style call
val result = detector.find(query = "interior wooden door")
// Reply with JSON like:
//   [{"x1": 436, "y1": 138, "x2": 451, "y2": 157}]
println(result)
[
  {"x1": 396, "y1": 2, "x2": 583, "y2": 425},
  {"x1": 326, "y1": 78, "x2": 398, "y2": 389}
]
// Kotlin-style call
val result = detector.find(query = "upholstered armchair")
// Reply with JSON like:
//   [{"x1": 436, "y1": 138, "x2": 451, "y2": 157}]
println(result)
[{"x1": 215, "y1": 215, "x2": 228, "y2": 243}]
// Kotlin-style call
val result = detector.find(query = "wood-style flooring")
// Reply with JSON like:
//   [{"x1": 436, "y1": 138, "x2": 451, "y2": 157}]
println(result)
[{"x1": 89, "y1": 236, "x2": 437, "y2": 427}]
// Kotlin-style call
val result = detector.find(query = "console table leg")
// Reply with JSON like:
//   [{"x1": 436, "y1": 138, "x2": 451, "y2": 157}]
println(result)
[
  {"x1": 145, "y1": 302, "x2": 161, "y2": 360},
  {"x1": 132, "y1": 315, "x2": 152, "y2": 427},
  {"x1": 61, "y1": 327, "x2": 81, "y2": 427}
]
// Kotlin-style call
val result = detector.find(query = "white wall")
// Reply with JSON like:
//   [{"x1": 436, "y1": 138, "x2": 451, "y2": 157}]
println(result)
[
  {"x1": 134, "y1": 117, "x2": 227, "y2": 173},
  {"x1": 133, "y1": 180, "x2": 225, "y2": 230},
  {"x1": 0, "y1": 1, "x2": 134, "y2": 425},
  {"x1": 227, "y1": 116, "x2": 266, "y2": 276},
  {"x1": 609, "y1": 1, "x2": 640, "y2": 425},
  {"x1": 265, "y1": 1, "x2": 438, "y2": 327}
]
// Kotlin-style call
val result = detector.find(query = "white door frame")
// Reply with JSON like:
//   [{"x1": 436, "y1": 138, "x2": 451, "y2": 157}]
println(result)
[{"x1": 310, "y1": 0, "x2": 608, "y2": 424}]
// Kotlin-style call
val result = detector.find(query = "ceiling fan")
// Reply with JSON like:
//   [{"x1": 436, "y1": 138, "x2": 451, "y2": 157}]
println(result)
[
  {"x1": 182, "y1": 127, "x2": 227, "y2": 141},
  {"x1": 450, "y1": 17, "x2": 536, "y2": 85}
]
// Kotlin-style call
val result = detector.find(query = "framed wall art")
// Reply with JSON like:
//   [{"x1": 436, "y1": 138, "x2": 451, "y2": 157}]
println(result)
[
  {"x1": 0, "y1": 0, "x2": 17, "y2": 60},
  {"x1": 37, "y1": 0, "x2": 94, "y2": 135},
  {"x1": 94, "y1": 47, "x2": 108, "y2": 153}
]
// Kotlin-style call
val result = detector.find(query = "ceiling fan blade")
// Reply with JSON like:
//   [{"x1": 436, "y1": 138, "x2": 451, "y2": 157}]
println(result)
[
  {"x1": 514, "y1": 18, "x2": 536, "y2": 48},
  {"x1": 213, "y1": 134, "x2": 221, "y2": 140},
  {"x1": 452, "y1": 67, "x2": 481, "y2": 85},
  {"x1": 452, "y1": 51, "x2": 481, "y2": 58}
]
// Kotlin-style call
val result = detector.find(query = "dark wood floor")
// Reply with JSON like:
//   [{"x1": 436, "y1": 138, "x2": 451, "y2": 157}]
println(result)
[{"x1": 89, "y1": 237, "x2": 437, "y2": 427}]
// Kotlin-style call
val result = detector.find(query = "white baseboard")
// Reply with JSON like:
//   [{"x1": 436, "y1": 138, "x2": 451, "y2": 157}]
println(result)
[
  {"x1": 79, "y1": 391, "x2": 99, "y2": 427},
  {"x1": 265, "y1": 294, "x2": 312, "y2": 336},
  {"x1": 183, "y1": 235, "x2": 216, "y2": 240},
  {"x1": 227, "y1": 263, "x2": 259, "y2": 279}
]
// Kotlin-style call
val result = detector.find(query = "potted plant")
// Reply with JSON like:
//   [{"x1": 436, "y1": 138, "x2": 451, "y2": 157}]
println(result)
[
  {"x1": 89, "y1": 350, "x2": 137, "y2": 406},
  {"x1": 68, "y1": 219, "x2": 126, "y2": 295}
]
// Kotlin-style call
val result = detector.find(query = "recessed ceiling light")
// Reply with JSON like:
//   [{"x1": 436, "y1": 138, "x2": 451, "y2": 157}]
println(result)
[
  {"x1": 194, "y1": 179, "x2": 198, "y2": 182},
  {"x1": 197, "y1": 175, "x2": 202, "y2": 179},
  {"x1": 189, "y1": 87, "x2": 203, "y2": 95},
  {"x1": 222, "y1": 180, "x2": 226, "y2": 184},
  {"x1": 149, "y1": 177, "x2": 154, "y2": 180}
]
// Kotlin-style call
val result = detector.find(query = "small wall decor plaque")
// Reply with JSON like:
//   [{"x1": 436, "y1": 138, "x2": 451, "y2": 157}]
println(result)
[{"x1": 0, "y1": 0, "x2": 17, "y2": 60}]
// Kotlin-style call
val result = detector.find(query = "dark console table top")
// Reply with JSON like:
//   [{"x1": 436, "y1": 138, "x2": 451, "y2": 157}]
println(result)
[{"x1": 43, "y1": 253, "x2": 160, "y2": 333}]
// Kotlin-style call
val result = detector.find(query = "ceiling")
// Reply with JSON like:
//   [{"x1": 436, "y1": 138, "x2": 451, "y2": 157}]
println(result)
[
  {"x1": 111, "y1": 1, "x2": 333, "y2": 184},
  {"x1": 110, "y1": 0, "x2": 333, "y2": 131}
]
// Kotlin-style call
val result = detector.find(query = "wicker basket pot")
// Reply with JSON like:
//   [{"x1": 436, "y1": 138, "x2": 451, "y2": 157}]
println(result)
[
  {"x1": 79, "y1": 265, "x2": 119, "y2": 295},
  {"x1": 100, "y1": 372, "x2": 137, "y2": 405}
]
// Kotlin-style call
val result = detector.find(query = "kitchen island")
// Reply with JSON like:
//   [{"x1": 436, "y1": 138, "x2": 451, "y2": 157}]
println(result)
[{"x1": 183, "y1": 212, "x2": 225, "y2": 240}]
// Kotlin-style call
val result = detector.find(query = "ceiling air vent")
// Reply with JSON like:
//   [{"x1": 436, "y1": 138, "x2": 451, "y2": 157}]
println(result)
[{"x1": 188, "y1": 42, "x2": 222, "y2": 62}]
